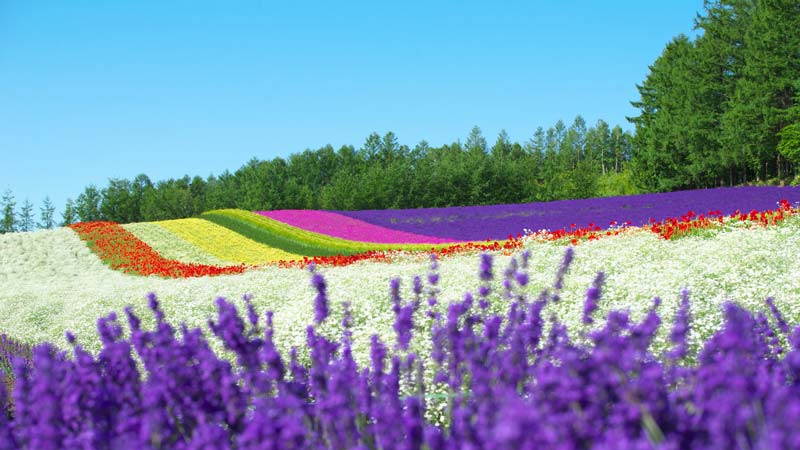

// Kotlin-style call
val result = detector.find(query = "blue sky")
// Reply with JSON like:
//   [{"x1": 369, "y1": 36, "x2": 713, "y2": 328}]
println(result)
[{"x1": 0, "y1": 1, "x2": 703, "y2": 216}]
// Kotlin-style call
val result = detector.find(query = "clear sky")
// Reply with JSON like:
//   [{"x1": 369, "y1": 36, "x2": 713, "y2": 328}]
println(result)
[{"x1": 0, "y1": 1, "x2": 703, "y2": 216}]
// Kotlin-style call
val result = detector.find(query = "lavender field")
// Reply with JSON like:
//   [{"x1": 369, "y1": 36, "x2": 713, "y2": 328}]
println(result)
[{"x1": 5, "y1": 0, "x2": 800, "y2": 446}]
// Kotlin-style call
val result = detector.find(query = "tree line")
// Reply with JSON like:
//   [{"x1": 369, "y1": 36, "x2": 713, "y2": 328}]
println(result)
[{"x1": 1, "y1": 117, "x2": 636, "y2": 231}]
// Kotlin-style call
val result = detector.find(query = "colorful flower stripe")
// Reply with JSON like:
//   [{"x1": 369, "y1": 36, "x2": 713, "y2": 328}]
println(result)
[
  {"x1": 123, "y1": 222, "x2": 231, "y2": 266},
  {"x1": 337, "y1": 186, "x2": 800, "y2": 241},
  {"x1": 68, "y1": 221, "x2": 245, "y2": 277},
  {"x1": 259, "y1": 209, "x2": 461, "y2": 244},
  {"x1": 203, "y1": 209, "x2": 371, "y2": 256},
  {"x1": 157, "y1": 218, "x2": 303, "y2": 265}
]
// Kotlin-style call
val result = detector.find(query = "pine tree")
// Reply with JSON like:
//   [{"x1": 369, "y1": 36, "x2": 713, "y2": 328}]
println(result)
[
  {"x1": 491, "y1": 130, "x2": 512, "y2": 158},
  {"x1": 19, "y1": 199, "x2": 34, "y2": 232},
  {"x1": 61, "y1": 198, "x2": 77, "y2": 226},
  {"x1": 39, "y1": 196, "x2": 56, "y2": 229},
  {"x1": 75, "y1": 185, "x2": 102, "y2": 222},
  {"x1": 727, "y1": 0, "x2": 800, "y2": 180},
  {"x1": 778, "y1": 123, "x2": 800, "y2": 167},
  {"x1": 1, "y1": 190, "x2": 16, "y2": 234},
  {"x1": 465, "y1": 126, "x2": 487, "y2": 155}
]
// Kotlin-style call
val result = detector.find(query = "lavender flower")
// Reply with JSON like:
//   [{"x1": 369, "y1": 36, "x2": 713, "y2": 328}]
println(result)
[
  {"x1": 390, "y1": 278, "x2": 402, "y2": 315},
  {"x1": 514, "y1": 272, "x2": 529, "y2": 287},
  {"x1": 479, "y1": 253, "x2": 493, "y2": 281},
  {"x1": 582, "y1": 271, "x2": 605, "y2": 325},
  {"x1": 311, "y1": 272, "x2": 329, "y2": 325},
  {"x1": 553, "y1": 246, "x2": 574, "y2": 291},
  {"x1": 668, "y1": 288, "x2": 691, "y2": 362},
  {"x1": 766, "y1": 296, "x2": 790, "y2": 334}
]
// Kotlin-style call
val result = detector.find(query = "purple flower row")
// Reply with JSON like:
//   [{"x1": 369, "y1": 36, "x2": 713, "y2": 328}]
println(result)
[
  {"x1": 2, "y1": 250, "x2": 800, "y2": 448},
  {"x1": 336, "y1": 186, "x2": 800, "y2": 240}
]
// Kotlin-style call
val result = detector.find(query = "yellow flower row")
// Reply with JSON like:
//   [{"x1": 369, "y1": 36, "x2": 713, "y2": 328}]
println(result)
[{"x1": 157, "y1": 218, "x2": 303, "y2": 264}]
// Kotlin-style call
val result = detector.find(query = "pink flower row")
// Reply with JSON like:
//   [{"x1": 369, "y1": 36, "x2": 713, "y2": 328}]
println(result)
[{"x1": 257, "y1": 210, "x2": 462, "y2": 244}]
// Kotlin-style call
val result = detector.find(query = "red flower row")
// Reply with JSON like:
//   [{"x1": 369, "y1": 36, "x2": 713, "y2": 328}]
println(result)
[
  {"x1": 275, "y1": 239, "x2": 524, "y2": 269},
  {"x1": 68, "y1": 221, "x2": 246, "y2": 278},
  {"x1": 527, "y1": 198, "x2": 796, "y2": 245},
  {"x1": 648, "y1": 199, "x2": 792, "y2": 240}
]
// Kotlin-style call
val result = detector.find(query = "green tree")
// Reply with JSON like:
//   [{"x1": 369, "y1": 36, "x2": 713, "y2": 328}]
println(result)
[
  {"x1": 360, "y1": 132, "x2": 382, "y2": 163},
  {"x1": 491, "y1": 130, "x2": 512, "y2": 158},
  {"x1": 141, "y1": 177, "x2": 195, "y2": 221},
  {"x1": 189, "y1": 175, "x2": 208, "y2": 214},
  {"x1": 237, "y1": 158, "x2": 269, "y2": 211},
  {"x1": 523, "y1": 127, "x2": 546, "y2": 201},
  {"x1": 131, "y1": 174, "x2": 153, "y2": 222},
  {"x1": 629, "y1": 35, "x2": 700, "y2": 191},
  {"x1": 61, "y1": 198, "x2": 77, "y2": 226},
  {"x1": 1, "y1": 190, "x2": 16, "y2": 233},
  {"x1": 379, "y1": 132, "x2": 401, "y2": 166},
  {"x1": 205, "y1": 171, "x2": 238, "y2": 211},
  {"x1": 725, "y1": 0, "x2": 799, "y2": 180},
  {"x1": 777, "y1": 122, "x2": 800, "y2": 166},
  {"x1": 19, "y1": 199, "x2": 34, "y2": 232},
  {"x1": 630, "y1": 0, "x2": 798, "y2": 187},
  {"x1": 39, "y1": 196, "x2": 56, "y2": 229},
  {"x1": 588, "y1": 119, "x2": 611, "y2": 174},
  {"x1": 465, "y1": 126, "x2": 487, "y2": 155},
  {"x1": 75, "y1": 185, "x2": 102, "y2": 222},
  {"x1": 100, "y1": 178, "x2": 135, "y2": 223}
]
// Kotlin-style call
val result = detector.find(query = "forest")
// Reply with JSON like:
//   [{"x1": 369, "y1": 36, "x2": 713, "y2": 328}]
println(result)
[{"x1": 0, "y1": 0, "x2": 797, "y2": 231}]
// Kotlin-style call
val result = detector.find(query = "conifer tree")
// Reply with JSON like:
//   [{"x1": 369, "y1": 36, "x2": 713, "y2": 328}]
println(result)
[
  {"x1": 19, "y1": 199, "x2": 34, "y2": 232},
  {"x1": 1, "y1": 190, "x2": 16, "y2": 234},
  {"x1": 61, "y1": 198, "x2": 77, "y2": 226},
  {"x1": 39, "y1": 196, "x2": 56, "y2": 229}
]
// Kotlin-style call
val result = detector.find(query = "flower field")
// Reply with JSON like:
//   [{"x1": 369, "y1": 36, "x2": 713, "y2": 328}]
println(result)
[
  {"x1": 2, "y1": 186, "x2": 800, "y2": 447},
  {"x1": 0, "y1": 189, "x2": 798, "y2": 358}
]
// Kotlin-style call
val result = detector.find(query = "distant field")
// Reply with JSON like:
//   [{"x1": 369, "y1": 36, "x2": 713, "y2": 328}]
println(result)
[{"x1": 64, "y1": 185, "x2": 800, "y2": 272}]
